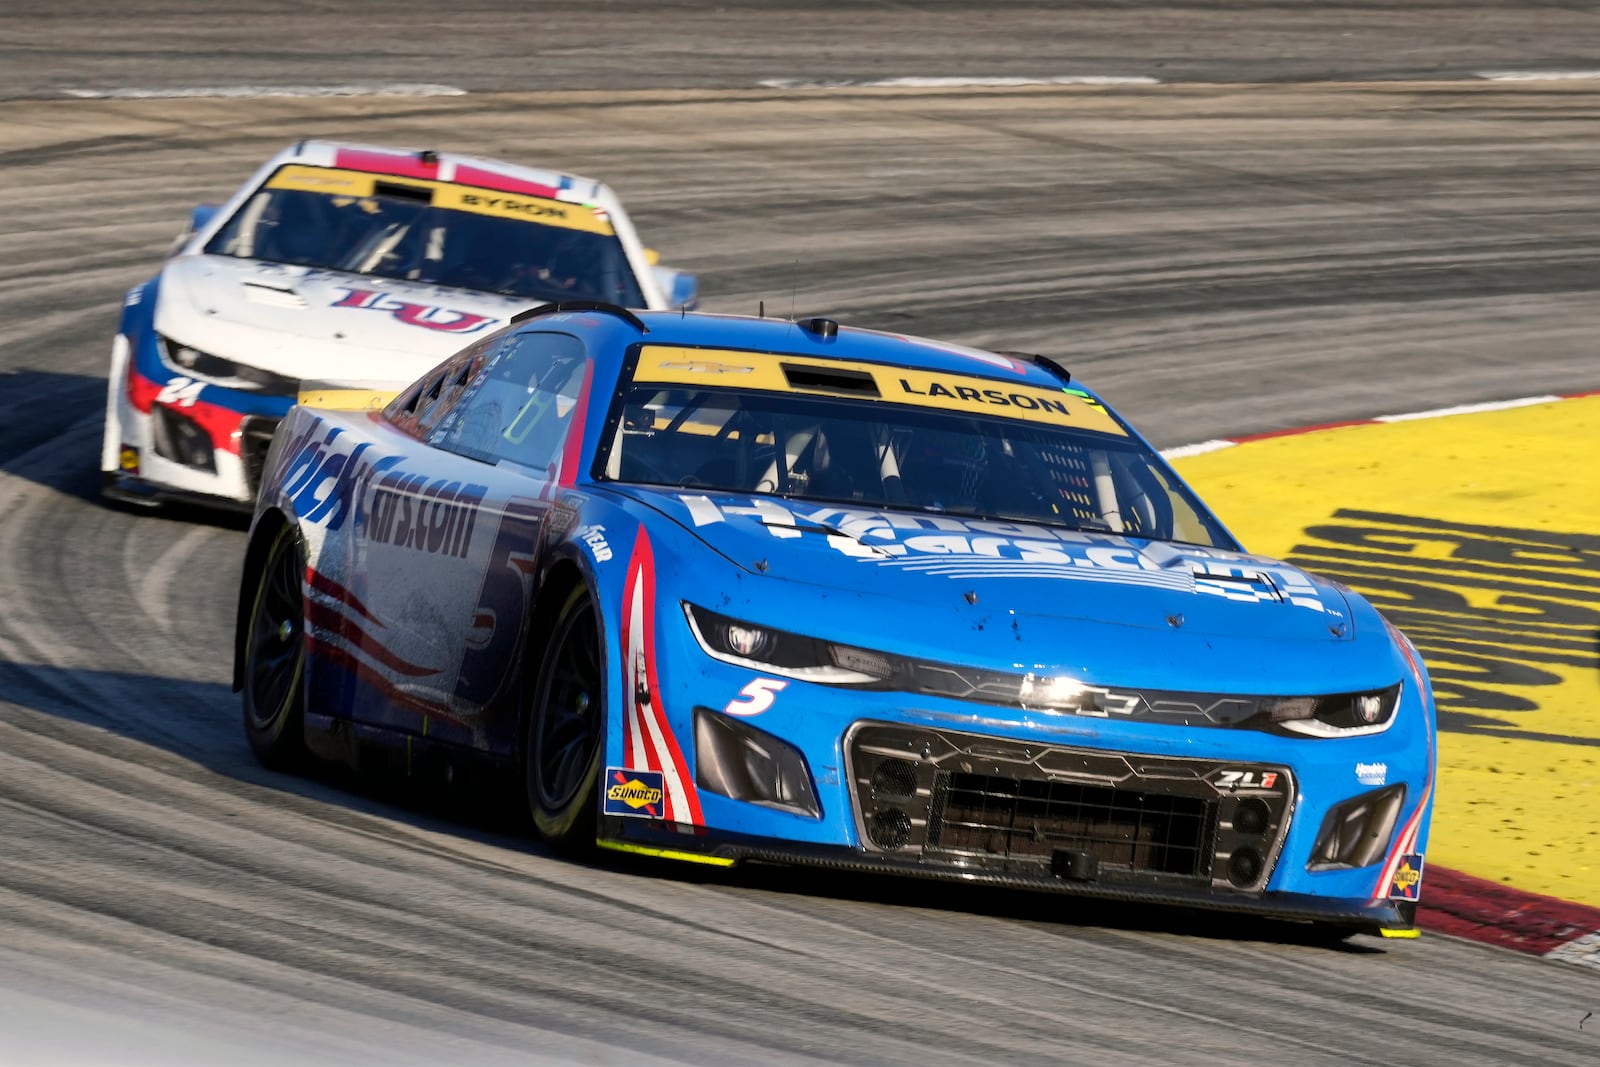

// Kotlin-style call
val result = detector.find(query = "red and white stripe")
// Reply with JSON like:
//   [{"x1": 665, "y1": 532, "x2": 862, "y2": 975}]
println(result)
[
  {"x1": 303, "y1": 567, "x2": 455, "y2": 719},
  {"x1": 618, "y1": 529, "x2": 703, "y2": 825}
]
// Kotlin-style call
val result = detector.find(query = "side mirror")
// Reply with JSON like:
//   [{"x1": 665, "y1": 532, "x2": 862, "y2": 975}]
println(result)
[
  {"x1": 653, "y1": 265, "x2": 699, "y2": 310},
  {"x1": 190, "y1": 203, "x2": 221, "y2": 234},
  {"x1": 169, "y1": 203, "x2": 220, "y2": 257}
]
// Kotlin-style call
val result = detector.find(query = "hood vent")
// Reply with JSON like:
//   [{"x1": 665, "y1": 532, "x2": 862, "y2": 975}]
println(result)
[
  {"x1": 1190, "y1": 566, "x2": 1283, "y2": 603},
  {"x1": 242, "y1": 280, "x2": 308, "y2": 309}
]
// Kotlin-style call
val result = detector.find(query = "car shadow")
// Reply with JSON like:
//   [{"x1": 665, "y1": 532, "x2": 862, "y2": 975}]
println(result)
[
  {"x1": 2, "y1": 658, "x2": 1392, "y2": 952},
  {"x1": 0, "y1": 368, "x2": 252, "y2": 530},
  {"x1": 0, "y1": 368, "x2": 107, "y2": 493},
  {"x1": 623, "y1": 853, "x2": 1392, "y2": 954},
  {"x1": 0, "y1": 660, "x2": 529, "y2": 847}
]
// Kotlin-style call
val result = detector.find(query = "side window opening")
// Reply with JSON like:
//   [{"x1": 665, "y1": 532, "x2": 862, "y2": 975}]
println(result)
[
  {"x1": 430, "y1": 331, "x2": 590, "y2": 475},
  {"x1": 381, "y1": 333, "x2": 508, "y2": 439}
]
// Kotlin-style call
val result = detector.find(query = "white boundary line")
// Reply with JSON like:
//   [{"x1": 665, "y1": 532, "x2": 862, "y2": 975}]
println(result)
[
  {"x1": 1160, "y1": 440, "x2": 1237, "y2": 459},
  {"x1": 1373, "y1": 395, "x2": 1560, "y2": 422},
  {"x1": 1474, "y1": 70, "x2": 1600, "y2": 82},
  {"x1": 1161, "y1": 392, "x2": 1589, "y2": 459},
  {"x1": 1545, "y1": 931, "x2": 1600, "y2": 970},
  {"x1": 62, "y1": 83, "x2": 466, "y2": 100},
  {"x1": 55, "y1": 71, "x2": 1600, "y2": 101},
  {"x1": 759, "y1": 75, "x2": 1159, "y2": 90}
]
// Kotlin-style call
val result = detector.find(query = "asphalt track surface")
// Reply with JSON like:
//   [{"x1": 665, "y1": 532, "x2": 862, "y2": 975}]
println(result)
[{"x1": 2, "y1": 3, "x2": 1600, "y2": 1064}]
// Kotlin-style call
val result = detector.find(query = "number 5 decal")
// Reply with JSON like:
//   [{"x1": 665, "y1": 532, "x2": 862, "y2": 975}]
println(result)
[{"x1": 724, "y1": 678, "x2": 787, "y2": 716}]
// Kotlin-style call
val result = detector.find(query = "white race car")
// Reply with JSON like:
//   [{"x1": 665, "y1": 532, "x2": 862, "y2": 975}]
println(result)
[{"x1": 100, "y1": 140, "x2": 698, "y2": 511}]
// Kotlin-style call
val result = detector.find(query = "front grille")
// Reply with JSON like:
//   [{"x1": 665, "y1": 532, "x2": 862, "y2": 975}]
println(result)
[
  {"x1": 847, "y1": 723, "x2": 1294, "y2": 892},
  {"x1": 239, "y1": 415, "x2": 282, "y2": 499},
  {"x1": 930, "y1": 772, "x2": 1214, "y2": 878}
]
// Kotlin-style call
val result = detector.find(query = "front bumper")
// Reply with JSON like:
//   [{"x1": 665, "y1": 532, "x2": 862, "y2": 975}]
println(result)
[
  {"x1": 107, "y1": 395, "x2": 287, "y2": 511},
  {"x1": 597, "y1": 712, "x2": 1426, "y2": 935},
  {"x1": 599, "y1": 817, "x2": 1417, "y2": 934}
]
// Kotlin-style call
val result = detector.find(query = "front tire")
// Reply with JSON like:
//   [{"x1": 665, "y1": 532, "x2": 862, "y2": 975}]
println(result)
[
  {"x1": 526, "y1": 587, "x2": 604, "y2": 850},
  {"x1": 242, "y1": 524, "x2": 307, "y2": 770}
]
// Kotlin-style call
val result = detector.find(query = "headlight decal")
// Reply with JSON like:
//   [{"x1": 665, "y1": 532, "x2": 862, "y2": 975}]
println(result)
[
  {"x1": 620, "y1": 527, "x2": 703, "y2": 826},
  {"x1": 157, "y1": 335, "x2": 300, "y2": 396}
]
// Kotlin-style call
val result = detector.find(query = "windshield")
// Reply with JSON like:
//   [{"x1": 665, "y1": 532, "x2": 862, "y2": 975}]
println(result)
[
  {"x1": 598, "y1": 345, "x2": 1235, "y2": 547},
  {"x1": 204, "y1": 164, "x2": 646, "y2": 307}
]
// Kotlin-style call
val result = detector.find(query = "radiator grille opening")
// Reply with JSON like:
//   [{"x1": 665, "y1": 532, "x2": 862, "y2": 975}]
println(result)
[{"x1": 927, "y1": 772, "x2": 1215, "y2": 878}]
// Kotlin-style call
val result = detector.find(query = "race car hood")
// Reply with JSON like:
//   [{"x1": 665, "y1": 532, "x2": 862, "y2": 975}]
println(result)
[
  {"x1": 151, "y1": 253, "x2": 525, "y2": 384},
  {"x1": 627, "y1": 490, "x2": 1355, "y2": 642}
]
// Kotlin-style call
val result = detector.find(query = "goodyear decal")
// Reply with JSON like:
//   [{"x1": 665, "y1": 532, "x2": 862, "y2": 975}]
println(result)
[
  {"x1": 264, "y1": 165, "x2": 614, "y2": 235},
  {"x1": 1389, "y1": 854, "x2": 1424, "y2": 901},
  {"x1": 604, "y1": 767, "x2": 665, "y2": 818},
  {"x1": 633, "y1": 346, "x2": 1127, "y2": 437}
]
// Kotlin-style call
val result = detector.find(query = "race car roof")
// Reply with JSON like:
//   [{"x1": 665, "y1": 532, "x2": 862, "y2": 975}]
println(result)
[
  {"x1": 537, "y1": 306, "x2": 1094, "y2": 399},
  {"x1": 269, "y1": 139, "x2": 617, "y2": 209}
]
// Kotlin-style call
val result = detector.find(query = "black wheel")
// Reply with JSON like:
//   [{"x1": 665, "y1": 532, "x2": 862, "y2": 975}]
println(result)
[
  {"x1": 526, "y1": 587, "x2": 605, "y2": 849},
  {"x1": 242, "y1": 524, "x2": 307, "y2": 769}
]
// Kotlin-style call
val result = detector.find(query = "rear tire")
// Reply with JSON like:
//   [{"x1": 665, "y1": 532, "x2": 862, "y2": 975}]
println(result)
[
  {"x1": 242, "y1": 524, "x2": 307, "y2": 770},
  {"x1": 526, "y1": 587, "x2": 604, "y2": 850}
]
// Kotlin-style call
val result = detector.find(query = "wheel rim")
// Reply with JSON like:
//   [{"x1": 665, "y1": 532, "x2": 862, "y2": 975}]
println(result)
[
  {"x1": 246, "y1": 534, "x2": 303, "y2": 730},
  {"x1": 535, "y1": 601, "x2": 602, "y2": 810}
]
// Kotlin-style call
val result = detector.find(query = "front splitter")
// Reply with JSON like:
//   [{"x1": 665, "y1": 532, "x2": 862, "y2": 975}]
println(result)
[{"x1": 599, "y1": 816, "x2": 1416, "y2": 935}]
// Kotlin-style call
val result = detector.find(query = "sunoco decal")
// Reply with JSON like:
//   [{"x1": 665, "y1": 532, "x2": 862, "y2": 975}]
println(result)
[
  {"x1": 604, "y1": 767, "x2": 665, "y2": 818},
  {"x1": 1389, "y1": 854, "x2": 1424, "y2": 901}
]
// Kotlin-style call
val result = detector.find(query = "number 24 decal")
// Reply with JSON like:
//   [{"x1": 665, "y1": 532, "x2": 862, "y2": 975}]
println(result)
[
  {"x1": 155, "y1": 376, "x2": 205, "y2": 408},
  {"x1": 724, "y1": 678, "x2": 787, "y2": 716}
]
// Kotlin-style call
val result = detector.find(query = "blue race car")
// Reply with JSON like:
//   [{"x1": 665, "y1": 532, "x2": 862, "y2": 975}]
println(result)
[{"x1": 235, "y1": 301, "x2": 1435, "y2": 936}]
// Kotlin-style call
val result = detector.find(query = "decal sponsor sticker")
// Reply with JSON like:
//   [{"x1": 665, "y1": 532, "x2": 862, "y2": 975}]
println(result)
[
  {"x1": 1389, "y1": 854, "x2": 1424, "y2": 901},
  {"x1": 331, "y1": 287, "x2": 497, "y2": 334},
  {"x1": 633, "y1": 346, "x2": 1128, "y2": 437},
  {"x1": 576, "y1": 523, "x2": 612, "y2": 562},
  {"x1": 679, "y1": 495, "x2": 1338, "y2": 612},
  {"x1": 604, "y1": 766, "x2": 665, "y2": 818},
  {"x1": 724, "y1": 678, "x2": 787, "y2": 716},
  {"x1": 274, "y1": 421, "x2": 488, "y2": 557},
  {"x1": 365, "y1": 469, "x2": 489, "y2": 558},
  {"x1": 264, "y1": 165, "x2": 614, "y2": 234},
  {"x1": 118, "y1": 447, "x2": 140, "y2": 473},
  {"x1": 155, "y1": 376, "x2": 205, "y2": 408},
  {"x1": 1216, "y1": 769, "x2": 1280, "y2": 791},
  {"x1": 434, "y1": 187, "x2": 612, "y2": 235},
  {"x1": 1357, "y1": 761, "x2": 1388, "y2": 786}
]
